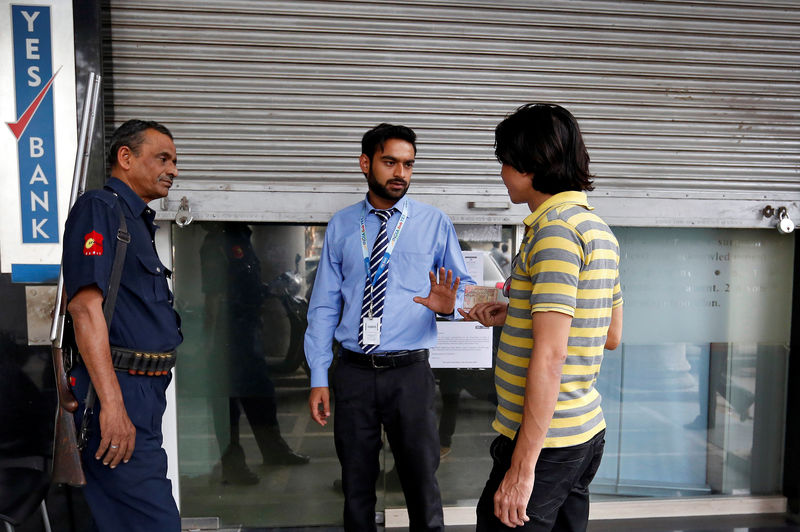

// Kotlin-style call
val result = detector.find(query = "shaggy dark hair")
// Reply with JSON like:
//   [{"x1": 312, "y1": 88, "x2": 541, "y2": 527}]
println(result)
[{"x1": 495, "y1": 103, "x2": 594, "y2": 194}]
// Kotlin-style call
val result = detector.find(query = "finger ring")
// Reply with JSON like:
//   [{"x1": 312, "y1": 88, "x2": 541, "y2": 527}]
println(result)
[{"x1": 110, "y1": 445, "x2": 119, "y2": 449}]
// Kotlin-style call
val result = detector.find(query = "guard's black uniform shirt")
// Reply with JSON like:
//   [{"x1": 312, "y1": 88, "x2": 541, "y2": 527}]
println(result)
[{"x1": 63, "y1": 177, "x2": 182, "y2": 352}]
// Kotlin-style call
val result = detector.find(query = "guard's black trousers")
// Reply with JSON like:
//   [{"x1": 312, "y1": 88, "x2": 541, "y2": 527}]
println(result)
[
  {"x1": 71, "y1": 365, "x2": 180, "y2": 532},
  {"x1": 332, "y1": 358, "x2": 444, "y2": 532}
]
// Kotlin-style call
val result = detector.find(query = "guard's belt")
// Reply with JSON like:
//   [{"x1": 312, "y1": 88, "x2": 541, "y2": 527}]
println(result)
[
  {"x1": 340, "y1": 348, "x2": 428, "y2": 369},
  {"x1": 110, "y1": 346, "x2": 176, "y2": 376}
]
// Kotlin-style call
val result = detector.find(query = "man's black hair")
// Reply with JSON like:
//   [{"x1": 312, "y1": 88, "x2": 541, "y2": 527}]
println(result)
[
  {"x1": 361, "y1": 123, "x2": 417, "y2": 160},
  {"x1": 495, "y1": 103, "x2": 594, "y2": 194},
  {"x1": 107, "y1": 119, "x2": 173, "y2": 168}
]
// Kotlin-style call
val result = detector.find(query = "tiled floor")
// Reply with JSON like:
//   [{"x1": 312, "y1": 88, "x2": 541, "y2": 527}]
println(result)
[
  {"x1": 587, "y1": 514, "x2": 800, "y2": 531},
  {"x1": 211, "y1": 513, "x2": 800, "y2": 532}
]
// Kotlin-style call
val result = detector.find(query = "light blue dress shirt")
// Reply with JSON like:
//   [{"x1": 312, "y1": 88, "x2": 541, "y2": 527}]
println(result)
[{"x1": 304, "y1": 195, "x2": 475, "y2": 388}]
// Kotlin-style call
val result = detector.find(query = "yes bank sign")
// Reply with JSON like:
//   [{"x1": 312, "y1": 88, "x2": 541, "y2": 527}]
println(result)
[
  {"x1": 11, "y1": 6, "x2": 58, "y2": 242},
  {"x1": 1, "y1": 2, "x2": 76, "y2": 281}
]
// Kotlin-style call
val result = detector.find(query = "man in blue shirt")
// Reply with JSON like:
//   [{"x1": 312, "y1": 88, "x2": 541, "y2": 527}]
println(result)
[
  {"x1": 64, "y1": 120, "x2": 182, "y2": 531},
  {"x1": 305, "y1": 123, "x2": 474, "y2": 531}
]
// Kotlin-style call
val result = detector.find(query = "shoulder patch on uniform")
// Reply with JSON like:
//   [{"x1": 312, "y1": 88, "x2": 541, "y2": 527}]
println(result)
[
  {"x1": 84, "y1": 231, "x2": 104, "y2": 256},
  {"x1": 231, "y1": 245, "x2": 244, "y2": 259}
]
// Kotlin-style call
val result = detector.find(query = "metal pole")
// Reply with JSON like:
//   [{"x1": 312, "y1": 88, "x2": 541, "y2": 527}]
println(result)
[{"x1": 50, "y1": 72, "x2": 101, "y2": 343}]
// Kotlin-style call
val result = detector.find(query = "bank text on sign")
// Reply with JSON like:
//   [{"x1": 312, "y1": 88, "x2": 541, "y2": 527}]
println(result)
[{"x1": 9, "y1": 5, "x2": 59, "y2": 243}]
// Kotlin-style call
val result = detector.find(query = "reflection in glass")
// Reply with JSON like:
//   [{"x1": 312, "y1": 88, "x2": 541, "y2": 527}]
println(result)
[
  {"x1": 175, "y1": 223, "x2": 327, "y2": 527},
  {"x1": 594, "y1": 228, "x2": 792, "y2": 498},
  {"x1": 199, "y1": 222, "x2": 309, "y2": 487},
  {"x1": 172, "y1": 223, "x2": 792, "y2": 527}
]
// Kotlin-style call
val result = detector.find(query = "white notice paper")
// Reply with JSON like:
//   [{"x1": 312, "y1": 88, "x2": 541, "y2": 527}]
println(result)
[
  {"x1": 430, "y1": 321, "x2": 493, "y2": 368},
  {"x1": 461, "y1": 251, "x2": 483, "y2": 286}
]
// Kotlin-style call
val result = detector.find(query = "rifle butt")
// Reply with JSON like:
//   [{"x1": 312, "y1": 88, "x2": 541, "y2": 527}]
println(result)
[{"x1": 52, "y1": 404, "x2": 86, "y2": 487}]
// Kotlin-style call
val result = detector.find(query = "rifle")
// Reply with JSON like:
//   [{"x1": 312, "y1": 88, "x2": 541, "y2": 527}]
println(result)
[{"x1": 49, "y1": 72, "x2": 102, "y2": 487}]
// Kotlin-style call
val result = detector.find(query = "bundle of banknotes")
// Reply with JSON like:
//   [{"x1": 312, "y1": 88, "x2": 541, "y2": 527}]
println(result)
[{"x1": 463, "y1": 285, "x2": 498, "y2": 310}]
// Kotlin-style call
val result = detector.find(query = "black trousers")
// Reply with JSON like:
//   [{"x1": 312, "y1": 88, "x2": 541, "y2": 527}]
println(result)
[
  {"x1": 332, "y1": 358, "x2": 444, "y2": 532},
  {"x1": 476, "y1": 430, "x2": 605, "y2": 532}
]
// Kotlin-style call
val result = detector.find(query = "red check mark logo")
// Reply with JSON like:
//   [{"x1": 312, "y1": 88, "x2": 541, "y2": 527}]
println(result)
[{"x1": 6, "y1": 66, "x2": 62, "y2": 141}]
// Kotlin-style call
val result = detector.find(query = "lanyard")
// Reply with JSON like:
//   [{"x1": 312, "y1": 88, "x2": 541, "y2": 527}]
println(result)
[{"x1": 360, "y1": 199, "x2": 409, "y2": 287}]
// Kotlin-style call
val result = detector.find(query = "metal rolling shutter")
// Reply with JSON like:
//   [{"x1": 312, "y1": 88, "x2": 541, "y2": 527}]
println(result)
[{"x1": 102, "y1": 0, "x2": 800, "y2": 227}]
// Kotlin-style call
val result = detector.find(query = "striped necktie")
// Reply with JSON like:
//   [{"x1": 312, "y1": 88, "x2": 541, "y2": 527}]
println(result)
[{"x1": 358, "y1": 208, "x2": 395, "y2": 353}]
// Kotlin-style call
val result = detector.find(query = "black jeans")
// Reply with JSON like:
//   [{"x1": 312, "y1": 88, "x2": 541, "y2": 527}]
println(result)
[
  {"x1": 476, "y1": 430, "x2": 605, "y2": 532},
  {"x1": 333, "y1": 358, "x2": 444, "y2": 532}
]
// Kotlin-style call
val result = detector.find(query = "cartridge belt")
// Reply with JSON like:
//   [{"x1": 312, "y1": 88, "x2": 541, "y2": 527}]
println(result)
[{"x1": 110, "y1": 346, "x2": 176, "y2": 376}]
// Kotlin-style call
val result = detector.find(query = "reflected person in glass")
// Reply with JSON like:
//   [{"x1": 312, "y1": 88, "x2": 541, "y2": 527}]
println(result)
[{"x1": 200, "y1": 222, "x2": 309, "y2": 486}]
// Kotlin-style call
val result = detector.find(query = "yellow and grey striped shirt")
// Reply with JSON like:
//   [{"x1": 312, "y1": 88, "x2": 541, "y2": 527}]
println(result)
[{"x1": 493, "y1": 191, "x2": 622, "y2": 447}]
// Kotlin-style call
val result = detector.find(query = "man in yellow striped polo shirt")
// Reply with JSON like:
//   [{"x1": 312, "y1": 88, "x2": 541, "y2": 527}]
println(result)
[{"x1": 459, "y1": 103, "x2": 623, "y2": 531}]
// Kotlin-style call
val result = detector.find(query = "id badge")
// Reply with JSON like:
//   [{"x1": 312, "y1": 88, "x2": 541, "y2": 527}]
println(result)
[{"x1": 362, "y1": 317, "x2": 381, "y2": 345}]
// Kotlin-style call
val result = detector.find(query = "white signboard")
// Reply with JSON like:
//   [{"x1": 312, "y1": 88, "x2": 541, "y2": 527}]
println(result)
[
  {"x1": 430, "y1": 320, "x2": 493, "y2": 368},
  {"x1": 0, "y1": 1, "x2": 77, "y2": 282},
  {"x1": 461, "y1": 250, "x2": 483, "y2": 285}
]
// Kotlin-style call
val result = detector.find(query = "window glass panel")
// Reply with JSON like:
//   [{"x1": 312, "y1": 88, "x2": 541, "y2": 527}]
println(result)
[
  {"x1": 592, "y1": 228, "x2": 792, "y2": 498},
  {"x1": 174, "y1": 222, "x2": 336, "y2": 527},
  {"x1": 173, "y1": 223, "x2": 793, "y2": 527}
]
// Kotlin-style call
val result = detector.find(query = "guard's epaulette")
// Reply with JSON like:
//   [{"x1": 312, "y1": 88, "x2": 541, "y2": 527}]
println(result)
[{"x1": 80, "y1": 187, "x2": 119, "y2": 209}]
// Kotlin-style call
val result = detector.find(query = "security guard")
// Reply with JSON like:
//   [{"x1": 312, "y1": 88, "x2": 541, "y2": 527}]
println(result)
[{"x1": 64, "y1": 120, "x2": 182, "y2": 531}]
